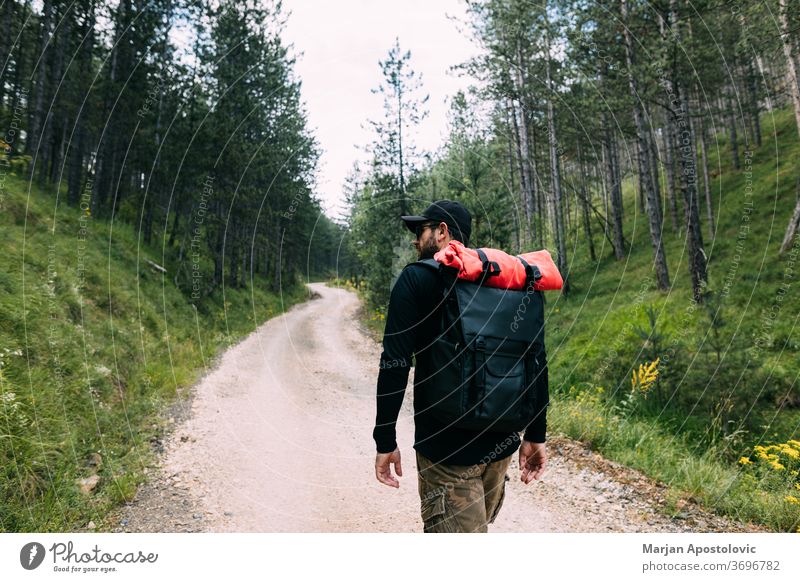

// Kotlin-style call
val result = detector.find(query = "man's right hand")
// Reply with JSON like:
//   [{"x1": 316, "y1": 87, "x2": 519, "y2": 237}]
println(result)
[
  {"x1": 375, "y1": 448, "x2": 403, "y2": 488},
  {"x1": 519, "y1": 440, "x2": 547, "y2": 484}
]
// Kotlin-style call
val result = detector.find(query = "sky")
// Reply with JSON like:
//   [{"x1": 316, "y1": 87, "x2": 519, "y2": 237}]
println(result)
[{"x1": 282, "y1": 0, "x2": 481, "y2": 223}]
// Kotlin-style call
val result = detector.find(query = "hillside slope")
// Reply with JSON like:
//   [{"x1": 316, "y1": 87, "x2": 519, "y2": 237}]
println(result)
[{"x1": 548, "y1": 107, "x2": 799, "y2": 443}]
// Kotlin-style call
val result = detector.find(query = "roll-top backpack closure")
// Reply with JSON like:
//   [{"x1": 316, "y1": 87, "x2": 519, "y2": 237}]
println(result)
[{"x1": 431, "y1": 240, "x2": 563, "y2": 291}]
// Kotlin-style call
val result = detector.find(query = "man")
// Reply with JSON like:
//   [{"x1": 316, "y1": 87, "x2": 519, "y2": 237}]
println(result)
[{"x1": 372, "y1": 199, "x2": 548, "y2": 533}]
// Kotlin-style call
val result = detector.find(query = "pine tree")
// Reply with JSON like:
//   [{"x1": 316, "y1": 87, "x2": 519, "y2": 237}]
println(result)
[{"x1": 369, "y1": 38, "x2": 429, "y2": 216}]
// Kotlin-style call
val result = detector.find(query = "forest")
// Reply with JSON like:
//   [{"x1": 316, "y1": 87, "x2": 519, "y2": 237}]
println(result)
[
  {"x1": 0, "y1": 0, "x2": 346, "y2": 292},
  {"x1": 0, "y1": 0, "x2": 799, "y2": 532}
]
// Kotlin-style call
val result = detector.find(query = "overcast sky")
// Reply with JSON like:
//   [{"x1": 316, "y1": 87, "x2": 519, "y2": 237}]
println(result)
[{"x1": 282, "y1": 0, "x2": 480, "y2": 222}]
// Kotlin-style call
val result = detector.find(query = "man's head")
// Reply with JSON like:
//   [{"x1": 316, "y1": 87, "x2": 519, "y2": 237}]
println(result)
[{"x1": 401, "y1": 200, "x2": 472, "y2": 260}]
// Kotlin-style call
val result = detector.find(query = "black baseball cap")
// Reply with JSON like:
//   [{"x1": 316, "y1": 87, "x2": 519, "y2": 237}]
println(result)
[{"x1": 401, "y1": 200, "x2": 472, "y2": 243}]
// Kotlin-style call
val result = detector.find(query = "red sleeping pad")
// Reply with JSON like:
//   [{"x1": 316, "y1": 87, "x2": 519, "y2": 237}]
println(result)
[{"x1": 433, "y1": 240, "x2": 563, "y2": 291}]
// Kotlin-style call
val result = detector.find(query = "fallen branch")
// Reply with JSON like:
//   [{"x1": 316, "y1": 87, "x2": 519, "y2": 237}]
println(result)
[{"x1": 145, "y1": 259, "x2": 167, "y2": 274}]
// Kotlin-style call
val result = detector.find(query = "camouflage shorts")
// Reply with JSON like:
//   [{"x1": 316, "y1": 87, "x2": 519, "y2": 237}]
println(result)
[{"x1": 416, "y1": 450, "x2": 512, "y2": 533}]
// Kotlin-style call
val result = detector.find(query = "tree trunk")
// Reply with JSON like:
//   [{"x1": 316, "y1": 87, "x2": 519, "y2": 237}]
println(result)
[
  {"x1": 779, "y1": 0, "x2": 800, "y2": 138},
  {"x1": 621, "y1": 0, "x2": 670, "y2": 291},
  {"x1": 648, "y1": 124, "x2": 663, "y2": 229},
  {"x1": 504, "y1": 104, "x2": 521, "y2": 253},
  {"x1": 51, "y1": 122, "x2": 67, "y2": 184},
  {"x1": 588, "y1": 160, "x2": 626, "y2": 253},
  {"x1": 746, "y1": 58, "x2": 762, "y2": 148},
  {"x1": 46, "y1": 6, "x2": 71, "y2": 185},
  {"x1": 0, "y1": 0, "x2": 14, "y2": 109},
  {"x1": 168, "y1": 205, "x2": 181, "y2": 247},
  {"x1": 726, "y1": 88, "x2": 740, "y2": 170},
  {"x1": 543, "y1": 13, "x2": 568, "y2": 296},
  {"x1": 9, "y1": 2, "x2": 29, "y2": 140},
  {"x1": 143, "y1": 199, "x2": 155, "y2": 246},
  {"x1": 515, "y1": 46, "x2": 538, "y2": 243},
  {"x1": 662, "y1": 118, "x2": 680, "y2": 232},
  {"x1": 610, "y1": 129, "x2": 623, "y2": 225},
  {"x1": 602, "y1": 116, "x2": 625, "y2": 260},
  {"x1": 529, "y1": 122, "x2": 544, "y2": 248},
  {"x1": 67, "y1": 123, "x2": 86, "y2": 205},
  {"x1": 37, "y1": 110, "x2": 54, "y2": 186},
  {"x1": 669, "y1": 0, "x2": 708, "y2": 302},
  {"x1": 273, "y1": 222, "x2": 283, "y2": 292},
  {"x1": 780, "y1": 178, "x2": 800, "y2": 255},
  {"x1": 511, "y1": 87, "x2": 535, "y2": 248},
  {"x1": 214, "y1": 222, "x2": 224, "y2": 288},
  {"x1": 93, "y1": 0, "x2": 131, "y2": 216},
  {"x1": 396, "y1": 75, "x2": 406, "y2": 215},
  {"x1": 26, "y1": 0, "x2": 53, "y2": 175},
  {"x1": 240, "y1": 227, "x2": 248, "y2": 288},
  {"x1": 699, "y1": 113, "x2": 715, "y2": 239},
  {"x1": 657, "y1": 9, "x2": 680, "y2": 234},
  {"x1": 578, "y1": 143, "x2": 596, "y2": 262}
]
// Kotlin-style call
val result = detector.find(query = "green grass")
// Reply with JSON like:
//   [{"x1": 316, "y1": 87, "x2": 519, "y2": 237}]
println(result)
[
  {"x1": 550, "y1": 386, "x2": 800, "y2": 531},
  {"x1": 0, "y1": 173, "x2": 310, "y2": 532}
]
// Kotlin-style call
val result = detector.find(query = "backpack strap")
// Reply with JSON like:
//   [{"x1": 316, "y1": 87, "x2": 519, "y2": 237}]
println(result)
[
  {"x1": 516, "y1": 255, "x2": 542, "y2": 288},
  {"x1": 406, "y1": 258, "x2": 458, "y2": 299},
  {"x1": 475, "y1": 248, "x2": 501, "y2": 286},
  {"x1": 406, "y1": 259, "x2": 464, "y2": 343},
  {"x1": 415, "y1": 258, "x2": 442, "y2": 272}
]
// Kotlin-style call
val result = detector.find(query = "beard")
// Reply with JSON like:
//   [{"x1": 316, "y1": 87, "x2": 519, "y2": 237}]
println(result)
[{"x1": 418, "y1": 236, "x2": 439, "y2": 260}]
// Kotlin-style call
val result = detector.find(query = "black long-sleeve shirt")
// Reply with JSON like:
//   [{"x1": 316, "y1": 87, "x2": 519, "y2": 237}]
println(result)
[{"x1": 372, "y1": 260, "x2": 548, "y2": 465}]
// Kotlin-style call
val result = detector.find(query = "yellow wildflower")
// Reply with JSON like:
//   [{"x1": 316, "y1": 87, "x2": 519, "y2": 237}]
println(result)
[
  {"x1": 632, "y1": 358, "x2": 660, "y2": 396},
  {"x1": 738, "y1": 457, "x2": 753, "y2": 465},
  {"x1": 781, "y1": 447, "x2": 799, "y2": 460},
  {"x1": 784, "y1": 495, "x2": 799, "y2": 504}
]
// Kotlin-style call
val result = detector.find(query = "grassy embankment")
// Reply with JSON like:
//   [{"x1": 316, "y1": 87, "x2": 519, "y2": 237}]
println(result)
[{"x1": 0, "y1": 172, "x2": 309, "y2": 532}]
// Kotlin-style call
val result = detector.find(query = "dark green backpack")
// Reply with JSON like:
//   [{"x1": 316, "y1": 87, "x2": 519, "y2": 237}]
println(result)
[{"x1": 409, "y1": 250, "x2": 547, "y2": 432}]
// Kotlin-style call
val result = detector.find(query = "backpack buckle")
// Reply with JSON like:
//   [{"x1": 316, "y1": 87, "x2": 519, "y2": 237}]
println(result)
[{"x1": 516, "y1": 255, "x2": 542, "y2": 288}]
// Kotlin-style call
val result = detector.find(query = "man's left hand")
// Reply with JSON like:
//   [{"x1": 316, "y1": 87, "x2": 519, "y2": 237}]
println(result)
[{"x1": 375, "y1": 448, "x2": 403, "y2": 488}]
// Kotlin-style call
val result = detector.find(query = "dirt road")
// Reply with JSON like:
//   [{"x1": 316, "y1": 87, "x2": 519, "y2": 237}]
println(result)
[{"x1": 112, "y1": 282, "x2": 763, "y2": 533}]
